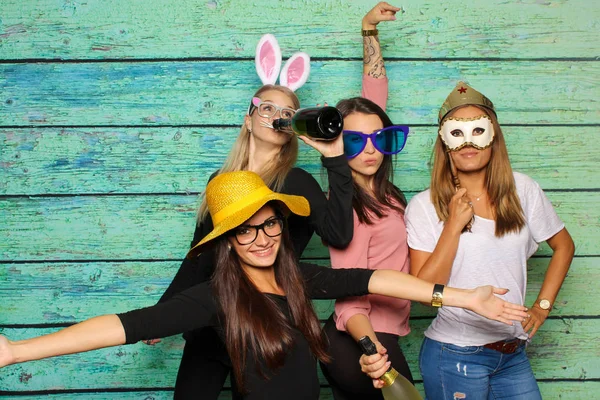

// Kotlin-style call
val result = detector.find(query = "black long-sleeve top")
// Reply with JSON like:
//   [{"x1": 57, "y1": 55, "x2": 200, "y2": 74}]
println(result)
[
  {"x1": 159, "y1": 155, "x2": 354, "y2": 302},
  {"x1": 119, "y1": 264, "x2": 374, "y2": 400}
]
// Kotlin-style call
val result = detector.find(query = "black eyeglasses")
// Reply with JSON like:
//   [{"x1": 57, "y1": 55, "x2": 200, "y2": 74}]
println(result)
[{"x1": 231, "y1": 216, "x2": 284, "y2": 245}]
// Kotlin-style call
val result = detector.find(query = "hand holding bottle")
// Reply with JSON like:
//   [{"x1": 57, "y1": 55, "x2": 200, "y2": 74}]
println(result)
[
  {"x1": 359, "y1": 336, "x2": 423, "y2": 399},
  {"x1": 298, "y1": 130, "x2": 344, "y2": 158},
  {"x1": 359, "y1": 339, "x2": 390, "y2": 389}
]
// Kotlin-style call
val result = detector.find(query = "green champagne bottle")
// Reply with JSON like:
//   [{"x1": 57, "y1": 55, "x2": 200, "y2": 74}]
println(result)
[
  {"x1": 358, "y1": 336, "x2": 423, "y2": 400},
  {"x1": 272, "y1": 106, "x2": 343, "y2": 141}
]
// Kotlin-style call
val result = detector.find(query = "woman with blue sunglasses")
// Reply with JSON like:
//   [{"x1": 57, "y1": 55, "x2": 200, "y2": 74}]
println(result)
[
  {"x1": 319, "y1": 6, "x2": 415, "y2": 397},
  {"x1": 320, "y1": 96, "x2": 413, "y2": 400}
]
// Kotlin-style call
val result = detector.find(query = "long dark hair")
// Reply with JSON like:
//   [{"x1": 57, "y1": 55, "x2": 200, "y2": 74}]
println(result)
[
  {"x1": 336, "y1": 97, "x2": 407, "y2": 224},
  {"x1": 211, "y1": 203, "x2": 329, "y2": 392}
]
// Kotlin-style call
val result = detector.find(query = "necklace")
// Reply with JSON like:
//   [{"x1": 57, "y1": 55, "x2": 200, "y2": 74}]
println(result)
[{"x1": 469, "y1": 190, "x2": 485, "y2": 201}]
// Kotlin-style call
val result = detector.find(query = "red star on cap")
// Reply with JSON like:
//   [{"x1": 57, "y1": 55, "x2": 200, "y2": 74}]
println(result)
[{"x1": 458, "y1": 86, "x2": 467, "y2": 94}]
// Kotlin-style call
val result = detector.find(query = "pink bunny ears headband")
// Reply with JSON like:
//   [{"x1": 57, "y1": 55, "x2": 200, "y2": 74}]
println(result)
[{"x1": 255, "y1": 34, "x2": 310, "y2": 92}]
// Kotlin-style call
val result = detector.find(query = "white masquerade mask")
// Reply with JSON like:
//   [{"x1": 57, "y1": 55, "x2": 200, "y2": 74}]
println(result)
[{"x1": 439, "y1": 115, "x2": 495, "y2": 151}]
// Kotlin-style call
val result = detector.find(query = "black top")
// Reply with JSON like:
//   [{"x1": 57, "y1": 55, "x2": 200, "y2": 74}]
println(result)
[
  {"x1": 119, "y1": 264, "x2": 374, "y2": 400},
  {"x1": 159, "y1": 155, "x2": 354, "y2": 302}
]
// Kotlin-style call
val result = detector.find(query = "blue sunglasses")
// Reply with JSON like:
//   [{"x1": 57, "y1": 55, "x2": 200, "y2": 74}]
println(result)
[{"x1": 343, "y1": 125, "x2": 409, "y2": 159}]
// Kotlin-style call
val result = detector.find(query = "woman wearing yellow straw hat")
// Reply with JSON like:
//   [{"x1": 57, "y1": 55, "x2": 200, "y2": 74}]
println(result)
[
  {"x1": 157, "y1": 32, "x2": 397, "y2": 398},
  {"x1": 0, "y1": 171, "x2": 529, "y2": 399}
]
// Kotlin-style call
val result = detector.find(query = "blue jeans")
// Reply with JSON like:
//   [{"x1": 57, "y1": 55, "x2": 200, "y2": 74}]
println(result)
[{"x1": 419, "y1": 337, "x2": 541, "y2": 400}]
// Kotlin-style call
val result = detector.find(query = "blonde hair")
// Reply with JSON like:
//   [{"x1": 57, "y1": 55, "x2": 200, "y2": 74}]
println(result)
[
  {"x1": 430, "y1": 105, "x2": 525, "y2": 237},
  {"x1": 198, "y1": 85, "x2": 300, "y2": 222}
]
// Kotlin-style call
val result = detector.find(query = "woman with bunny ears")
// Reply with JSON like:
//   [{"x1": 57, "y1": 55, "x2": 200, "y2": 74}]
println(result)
[{"x1": 156, "y1": 33, "x2": 388, "y2": 398}]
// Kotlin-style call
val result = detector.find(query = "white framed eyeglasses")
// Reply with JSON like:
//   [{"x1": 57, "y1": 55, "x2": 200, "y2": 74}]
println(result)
[{"x1": 247, "y1": 97, "x2": 297, "y2": 119}]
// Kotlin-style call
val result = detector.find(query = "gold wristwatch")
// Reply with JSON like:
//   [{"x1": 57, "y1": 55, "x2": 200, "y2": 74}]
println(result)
[
  {"x1": 431, "y1": 284, "x2": 444, "y2": 308},
  {"x1": 538, "y1": 299, "x2": 552, "y2": 311}
]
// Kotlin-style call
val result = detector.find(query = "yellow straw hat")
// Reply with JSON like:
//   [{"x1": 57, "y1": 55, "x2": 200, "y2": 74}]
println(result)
[{"x1": 187, "y1": 171, "x2": 310, "y2": 258}]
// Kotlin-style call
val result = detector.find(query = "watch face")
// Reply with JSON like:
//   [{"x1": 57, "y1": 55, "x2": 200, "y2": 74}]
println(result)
[{"x1": 539, "y1": 299, "x2": 551, "y2": 310}]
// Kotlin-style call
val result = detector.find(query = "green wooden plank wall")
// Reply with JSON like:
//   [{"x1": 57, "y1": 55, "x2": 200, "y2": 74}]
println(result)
[{"x1": 1, "y1": 0, "x2": 598, "y2": 398}]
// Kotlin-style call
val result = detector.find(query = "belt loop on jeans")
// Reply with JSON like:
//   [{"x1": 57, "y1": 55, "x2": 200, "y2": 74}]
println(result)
[{"x1": 483, "y1": 338, "x2": 525, "y2": 354}]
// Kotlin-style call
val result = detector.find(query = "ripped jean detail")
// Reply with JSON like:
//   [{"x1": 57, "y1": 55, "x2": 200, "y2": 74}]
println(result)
[{"x1": 419, "y1": 337, "x2": 541, "y2": 400}]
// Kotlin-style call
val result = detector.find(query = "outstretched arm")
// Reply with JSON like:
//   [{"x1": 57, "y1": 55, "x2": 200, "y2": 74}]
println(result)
[
  {"x1": 0, "y1": 315, "x2": 124, "y2": 368},
  {"x1": 368, "y1": 269, "x2": 528, "y2": 325},
  {"x1": 301, "y1": 262, "x2": 528, "y2": 324}
]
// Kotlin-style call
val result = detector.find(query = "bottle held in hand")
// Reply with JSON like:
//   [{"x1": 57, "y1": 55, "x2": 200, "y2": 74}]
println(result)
[
  {"x1": 358, "y1": 336, "x2": 423, "y2": 400},
  {"x1": 273, "y1": 106, "x2": 343, "y2": 141}
]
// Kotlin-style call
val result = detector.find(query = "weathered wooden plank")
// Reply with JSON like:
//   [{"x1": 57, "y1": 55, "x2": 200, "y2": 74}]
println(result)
[
  {"x1": 1, "y1": 61, "x2": 598, "y2": 126},
  {"x1": 0, "y1": 191, "x2": 597, "y2": 261},
  {"x1": 1, "y1": 257, "x2": 597, "y2": 325},
  {"x1": 2, "y1": 381, "x2": 598, "y2": 400},
  {"x1": 0, "y1": 393, "x2": 175, "y2": 399},
  {"x1": 0, "y1": 0, "x2": 597, "y2": 60},
  {"x1": 1, "y1": 318, "x2": 598, "y2": 391},
  {"x1": 2, "y1": 125, "x2": 598, "y2": 196}
]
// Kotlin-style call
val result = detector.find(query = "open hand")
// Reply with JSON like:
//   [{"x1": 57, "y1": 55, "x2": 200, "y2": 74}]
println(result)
[
  {"x1": 363, "y1": 2, "x2": 402, "y2": 29},
  {"x1": 359, "y1": 340, "x2": 389, "y2": 389},
  {"x1": 469, "y1": 286, "x2": 528, "y2": 325}
]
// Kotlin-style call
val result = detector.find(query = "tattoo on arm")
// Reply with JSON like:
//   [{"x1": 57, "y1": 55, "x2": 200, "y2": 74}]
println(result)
[{"x1": 363, "y1": 36, "x2": 386, "y2": 79}]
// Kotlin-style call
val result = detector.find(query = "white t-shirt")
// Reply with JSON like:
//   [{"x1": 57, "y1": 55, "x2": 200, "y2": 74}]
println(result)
[{"x1": 405, "y1": 172, "x2": 564, "y2": 346}]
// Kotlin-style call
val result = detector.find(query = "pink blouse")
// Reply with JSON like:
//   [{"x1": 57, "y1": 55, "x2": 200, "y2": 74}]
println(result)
[{"x1": 330, "y1": 207, "x2": 411, "y2": 337}]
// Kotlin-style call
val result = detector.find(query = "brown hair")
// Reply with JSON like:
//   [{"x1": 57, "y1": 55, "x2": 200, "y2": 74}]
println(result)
[
  {"x1": 211, "y1": 203, "x2": 329, "y2": 392},
  {"x1": 336, "y1": 97, "x2": 406, "y2": 224},
  {"x1": 198, "y1": 85, "x2": 300, "y2": 221},
  {"x1": 430, "y1": 105, "x2": 525, "y2": 236}
]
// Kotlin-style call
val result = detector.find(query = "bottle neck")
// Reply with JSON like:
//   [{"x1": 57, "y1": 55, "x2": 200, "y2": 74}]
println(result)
[{"x1": 380, "y1": 367, "x2": 399, "y2": 387}]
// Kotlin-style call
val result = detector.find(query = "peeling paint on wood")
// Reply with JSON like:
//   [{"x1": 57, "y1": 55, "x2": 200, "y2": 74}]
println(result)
[
  {"x1": 0, "y1": 0, "x2": 597, "y2": 59},
  {"x1": 0, "y1": 191, "x2": 598, "y2": 261},
  {"x1": 0, "y1": 0, "x2": 598, "y2": 397},
  {"x1": 0, "y1": 258, "x2": 597, "y2": 325},
  {"x1": 1, "y1": 126, "x2": 598, "y2": 195},
  {"x1": 1, "y1": 61, "x2": 598, "y2": 125}
]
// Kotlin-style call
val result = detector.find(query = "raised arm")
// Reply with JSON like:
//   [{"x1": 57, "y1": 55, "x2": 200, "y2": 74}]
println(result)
[
  {"x1": 361, "y1": 2, "x2": 400, "y2": 110},
  {"x1": 284, "y1": 164, "x2": 354, "y2": 249},
  {"x1": 362, "y1": 2, "x2": 399, "y2": 78}
]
